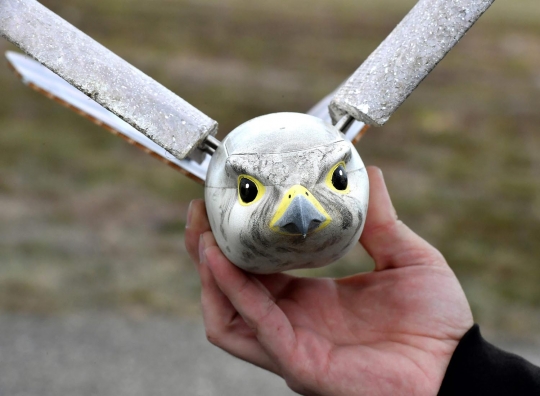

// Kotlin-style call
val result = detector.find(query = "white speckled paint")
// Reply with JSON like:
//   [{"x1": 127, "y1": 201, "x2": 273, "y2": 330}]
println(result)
[
  {"x1": 330, "y1": 0, "x2": 494, "y2": 126},
  {"x1": 0, "y1": 0, "x2": 218, "y2": 160}
]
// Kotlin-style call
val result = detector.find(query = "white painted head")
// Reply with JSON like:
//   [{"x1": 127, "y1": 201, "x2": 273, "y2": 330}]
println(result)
[{"x1": 205, "y1": 113, "x2": 369, "y2": 274}]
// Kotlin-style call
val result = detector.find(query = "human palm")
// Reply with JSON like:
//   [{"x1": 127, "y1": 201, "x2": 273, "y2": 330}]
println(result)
[{"x1": 185, "y1": 167, "x2": 473, "y2": 396}]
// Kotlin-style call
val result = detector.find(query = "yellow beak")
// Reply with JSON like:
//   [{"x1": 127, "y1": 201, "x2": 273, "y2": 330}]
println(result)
[{"x1": 269, "y1": 185, "x2": 331, "y2": 237}]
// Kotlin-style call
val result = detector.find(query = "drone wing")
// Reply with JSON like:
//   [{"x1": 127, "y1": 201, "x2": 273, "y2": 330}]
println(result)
[
  {"x1": 309, "y1": 0, "x2": 494, "y2": 143},
  {"x1": 0, "y1": 0, "x2": 217, "y2": 162},
  {"x1": 329, "y1": 0, "x2": 494, "y2": 127},
  {"x1": 6, "y1": 51, "x2": 209, "y2": 184}
]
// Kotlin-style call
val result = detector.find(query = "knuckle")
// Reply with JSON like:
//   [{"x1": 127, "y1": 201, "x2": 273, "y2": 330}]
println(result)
[
  {"x1": 285, "y1": 377, "x2": 319, "y2": 396},
  {"x1": 236, "y1": 276, "x2": 252, "y2": 296},
  {"x1": 205, "y1": 328, "x2": 222, "y2": 346},
  {"x1": 255, "y1": 295, "x2": 276, "y2": 322},
  {"x1": 411, "y1": 246, "x2": 446, "y2": 266},
  {"x1": 284, "y1": 360, "x2": 315, "y2": 394},
  {"x1": 245, "y1": 296, "x2": 276, "y2": 336},
  {"x1": 285, "y1": 379, "x2": 306, "y2": 395}
]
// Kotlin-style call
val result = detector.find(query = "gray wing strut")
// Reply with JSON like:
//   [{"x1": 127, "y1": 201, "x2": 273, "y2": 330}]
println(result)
[
  {"x1": 0, "y1": 0, "x2": 218, "y2": 160},
  {"x1": 329, "y1": 0, "x2": 495, "y2": 127},
  {"x1": 307, "y1": 90, "x2": 368, "y2": 144}
]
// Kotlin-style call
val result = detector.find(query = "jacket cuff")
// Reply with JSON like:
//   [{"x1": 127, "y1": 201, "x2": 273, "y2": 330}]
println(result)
[{"x1": 438, "y1": 324, "x2": 540, "y2": 395}]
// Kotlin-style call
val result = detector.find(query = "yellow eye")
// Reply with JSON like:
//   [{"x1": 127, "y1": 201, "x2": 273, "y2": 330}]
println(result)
[
  {"x1": 326, "y1": 162, "x2": 350, "y2": 194},
  {"x1": 238, "y1": 175, "x2": 265, "y2": 206}
]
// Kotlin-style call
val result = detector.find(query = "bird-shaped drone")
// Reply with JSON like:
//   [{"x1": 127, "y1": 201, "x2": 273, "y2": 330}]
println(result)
[{"x1": 0, "y1": 0, "x2": 493, "y2": 273}]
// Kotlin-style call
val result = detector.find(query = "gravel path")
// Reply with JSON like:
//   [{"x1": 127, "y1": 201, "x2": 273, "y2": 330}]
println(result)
[
  {"x1": 0, "y1": 314, "x2": 295, "y2": 396},
  {"x1": 0, "y1": 314, "x2": 538, "y2": 396}
]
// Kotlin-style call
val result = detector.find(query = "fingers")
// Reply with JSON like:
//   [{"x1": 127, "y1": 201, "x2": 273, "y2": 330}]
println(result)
[
  {"x1": 185, "y1": 199, "x2": 211, "y2": 263},
  {"x1": 360, "y1": 167, "x2": 446, "y2": 271},
  {"x1": 197, "y1": 232, "x2": 280, "y2": 374},
  {"x1": 186, "y1": 199, "x2": 292, "y2": 373},
  {"x1": 202, "y1": 238, "x2": 297, "y2": 368}
]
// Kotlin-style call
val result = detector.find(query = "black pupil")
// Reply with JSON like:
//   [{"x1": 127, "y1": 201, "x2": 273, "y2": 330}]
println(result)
[
  {"x1": 332, "y1": 165, "x2": 348, "y2": 191},
  {"x1": 239, "y1": 178, "x2": 258, "y2": 203}
]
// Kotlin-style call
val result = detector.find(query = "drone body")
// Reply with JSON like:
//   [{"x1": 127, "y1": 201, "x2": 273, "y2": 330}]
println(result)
[
  {"x1": 0, "y1": 0, "x2": 494, "y2": 274},
  {"x1": 205, "y1": 113, "x2": 369, "y2": 273}
]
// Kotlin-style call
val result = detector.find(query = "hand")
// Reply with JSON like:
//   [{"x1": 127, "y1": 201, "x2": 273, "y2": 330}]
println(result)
[{"x1": 185, "y1": 167, "x2": 473, "y2": 396}]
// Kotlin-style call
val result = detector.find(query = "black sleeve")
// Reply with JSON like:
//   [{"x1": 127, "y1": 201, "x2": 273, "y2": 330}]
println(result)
[{"x1": 438, "y1": 324, "x2": 540, "y2": 395}]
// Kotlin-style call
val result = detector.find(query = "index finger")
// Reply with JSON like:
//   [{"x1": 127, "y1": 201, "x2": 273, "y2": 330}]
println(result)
[{"x1": 203, "y1": 245, "x2": 297, "y2": 367}]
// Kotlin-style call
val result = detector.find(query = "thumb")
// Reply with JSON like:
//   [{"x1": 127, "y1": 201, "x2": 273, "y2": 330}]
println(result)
[{"x1": 360, "y1": 167, "x2": 445, "y2": 271}]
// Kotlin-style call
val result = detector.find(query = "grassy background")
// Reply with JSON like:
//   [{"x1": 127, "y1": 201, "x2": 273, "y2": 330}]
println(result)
[{"x1": 1, "y1": 0, "x2": 540, "y2": 337}]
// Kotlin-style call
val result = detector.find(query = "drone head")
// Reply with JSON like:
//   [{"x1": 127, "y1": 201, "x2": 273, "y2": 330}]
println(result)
[{"x1": 205, "y1": 113, "x2": 369, "y2": 274}]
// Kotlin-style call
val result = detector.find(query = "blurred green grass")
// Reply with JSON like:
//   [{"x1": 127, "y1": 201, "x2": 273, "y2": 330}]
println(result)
[{"x1": 1, "y1": 0, "x2": 540, "y2": 335}]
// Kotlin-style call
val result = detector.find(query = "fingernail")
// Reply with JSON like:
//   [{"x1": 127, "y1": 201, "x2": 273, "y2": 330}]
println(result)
[
  {"x1": 198, "y1": 234, "x2": 206, "y2": 264},
  {"x1": 186, "y1": 200, "x2": 194, "y2": 229}
]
